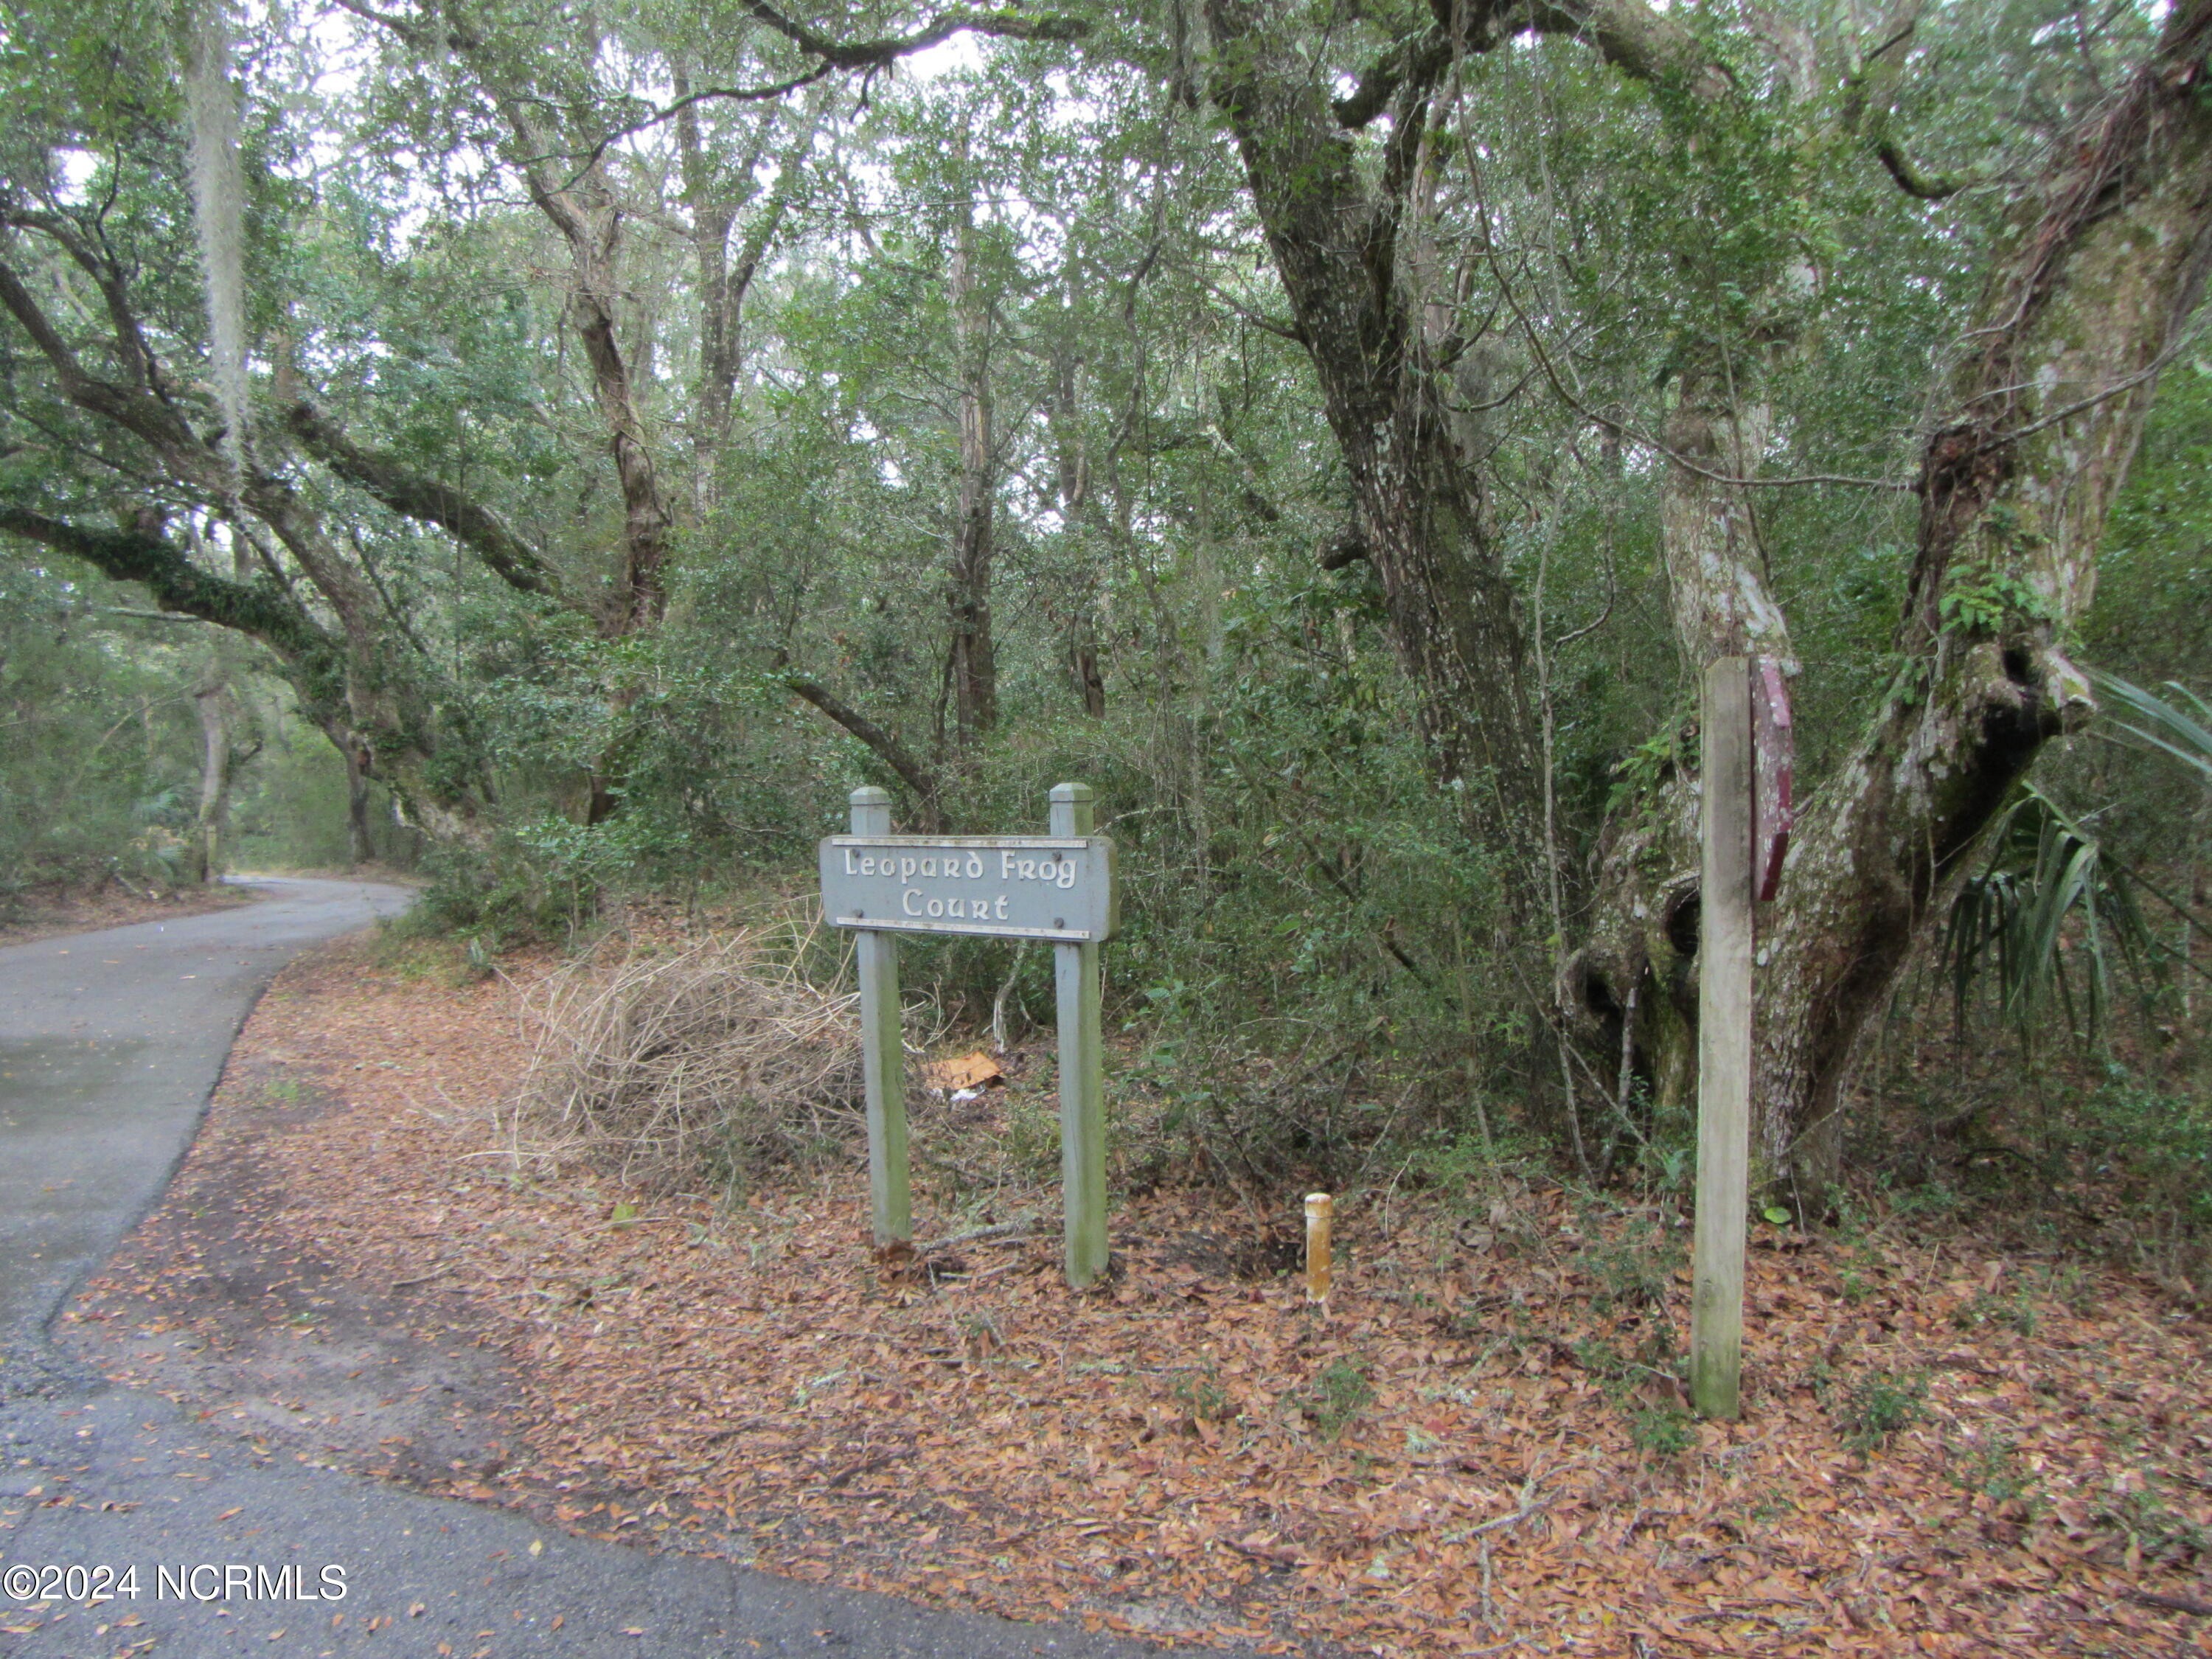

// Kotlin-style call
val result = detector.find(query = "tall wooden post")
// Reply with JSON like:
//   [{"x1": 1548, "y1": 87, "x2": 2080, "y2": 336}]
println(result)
[
  {"x1": 1051, "y1": 782, "x2": 1108, "y2": 1287},
  {"x1": 850, "y1": 787, "x2": 910, "y2": 1245},
  {"x1": 1691, "y1": 658, "x2": 1753, "y2": 1419}
]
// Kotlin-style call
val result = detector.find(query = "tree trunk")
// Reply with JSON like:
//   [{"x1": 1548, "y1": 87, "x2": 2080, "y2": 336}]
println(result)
[
  {"x1": 1071, "y1": 626, "x2": 1107, "y2": 719},
  {"x1": 947, "y1": 187, "x2": 998, "y2": 749},
  {"x1": 481, "y1": 88, "x2": 673, "y2": 635},
  {"x1": 193, "y1": 676, "x2": 230, "y2": 884},
  {"x1": 1201, "y1": 0, "x2": 1544, "y2": 885},
  {"x1": 344, "y1": 737, "x2": 372, "y2": 868},
  {"x1": 679, "y1": 102, "x2": 740, "y2": 521},
  {"x1": 674, "y1": 72, "x2": 751, "y2": 518}
]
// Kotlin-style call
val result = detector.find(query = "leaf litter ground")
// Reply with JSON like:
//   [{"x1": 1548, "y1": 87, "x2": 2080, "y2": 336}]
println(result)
[{"x1": 62, "y1": 938, "x2": 2212, "y2": 1657}]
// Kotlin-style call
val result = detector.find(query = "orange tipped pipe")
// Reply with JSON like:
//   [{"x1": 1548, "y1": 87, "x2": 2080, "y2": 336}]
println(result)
[{"x1": 1304, "y1": 1192, "x2": 1332, "y2": 1304}]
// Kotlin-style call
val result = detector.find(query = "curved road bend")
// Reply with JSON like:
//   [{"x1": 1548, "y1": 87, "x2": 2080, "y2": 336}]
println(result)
[{"x1": 0, "y1": 877, "x2": 1151, "y2": 1659}]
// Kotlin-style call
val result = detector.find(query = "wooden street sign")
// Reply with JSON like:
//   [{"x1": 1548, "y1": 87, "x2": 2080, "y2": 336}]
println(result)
[
  {"x1": 1751, "y1": 656, "x2": 1794, "y2": 904},
  {"x1": 822, "y1": 784, "x2": 1115, "y2": 1289},
  {"x1": 820, "y1": 835, "x2": 1118, "y2": 942}
]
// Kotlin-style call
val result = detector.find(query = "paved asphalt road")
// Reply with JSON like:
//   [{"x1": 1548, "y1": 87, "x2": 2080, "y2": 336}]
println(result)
[{"x1": 0, "y1": 879, "x2": 1150, "y2": 1659}]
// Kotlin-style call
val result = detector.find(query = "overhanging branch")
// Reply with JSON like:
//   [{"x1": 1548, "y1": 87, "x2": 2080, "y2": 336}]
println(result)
[
  {"x1": 285, "y1": 401, "x2": 560, "y2": 599},
  {"x1": 741, "y1": 0, "x2": 1088, "y2": 70},
  {"x1": 0, "y1": 504, "x2": 346, "y2": 713}
]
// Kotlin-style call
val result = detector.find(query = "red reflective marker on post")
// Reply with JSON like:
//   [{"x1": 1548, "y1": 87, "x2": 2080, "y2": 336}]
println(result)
[{"x1": 1751, "y1": 658, "x2": 1794, "y2": 903}]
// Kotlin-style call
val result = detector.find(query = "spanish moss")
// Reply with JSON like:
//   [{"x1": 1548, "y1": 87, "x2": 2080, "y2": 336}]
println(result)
[{"x1": 181, "y1": 0, "x2": 248, "y2": 476}]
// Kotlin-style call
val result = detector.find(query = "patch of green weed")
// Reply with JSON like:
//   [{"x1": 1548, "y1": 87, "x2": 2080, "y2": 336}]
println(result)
[
  {"x1": 1835, "y1": 1368, "x2": 1927, "y2": 1453},
  {"x1": 1950, "y1": 1435, "x2": 2039, "y2": 1506},
  {"x1": 1300, "y1": 1360, "x2": 1374, "y2": 1441},
  {"x1": 1172, "y1": 1363, "x2": 1234, "y2": 1426},
  {"x1": 1628, "y1": 1404, "x2": 1696, "y2": 1457}
]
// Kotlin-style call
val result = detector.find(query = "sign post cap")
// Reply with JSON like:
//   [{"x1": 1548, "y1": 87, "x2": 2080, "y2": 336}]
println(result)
[
  {"x1": 1048, "y1": 782, "x2": 1093, "y2": 803},
  {"x1": 849, "y1": 785, "x2": 893, "y2": 807}
]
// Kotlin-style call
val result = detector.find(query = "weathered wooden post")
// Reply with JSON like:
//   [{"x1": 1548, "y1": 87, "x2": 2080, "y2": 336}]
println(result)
[
  {"x1": 1691, "y1": 657, "x2": 1753, "y2": 1419},
  {"x1": 820, "y1": 782, "x2": 1116, "y2": 1288},
  {"x1": 1051, "y1": 782, "x2": 1109, "y2": 1288},
  {"x1": 849, "y1": 787, "x2": 911, "y2": 1245}
]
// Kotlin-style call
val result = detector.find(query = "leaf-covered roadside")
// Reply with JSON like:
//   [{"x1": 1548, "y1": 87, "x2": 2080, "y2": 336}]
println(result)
[
  {"x1": 67, "y1": 942, "x2": 2212, "y2": 1657},
  {"x1": 0, "y1": 880, "x2": 253, "y2": 945}
]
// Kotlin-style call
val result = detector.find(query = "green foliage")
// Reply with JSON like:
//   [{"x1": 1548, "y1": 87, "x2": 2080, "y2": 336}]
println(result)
[
  {"x1": 1627, "y1": 1404, "x2": 1696, "y2": 1458},
  {"x1": 1605, "y1": 726, "x2": 1693, "y2": 821},
  {"x1": 2092, "y1": 672, "x2": 2212, "y2": 788},
  {"x1": 0, "y1": 565, "x2": 208, "y2": 900},
  {"x1": 1298, "y1": 1360, "x2": 1374, "y2": 1442},
  {"x1": 2065, "y1": 1070, "x2": 2212, "y2": 1242},
  {"x1": 1948, "y1": 1435, "x2": 2037, "y2": 1506},
  {"x1": 389, "y1": 837, "x2": 577, "y2": 953},
  {"x1": 1941, "y1": 786, "x2": 2157, "y2": 1055},
  {"x1": 2093, "y1": 355, "x2": 2212, "y2": 683},
  {"x1": 1833, "y1": 1368, "x2": 1927, "y2": 1454},
  {"x1": 1936, "y1": 567, "x2": 2053, "y2": 635}
]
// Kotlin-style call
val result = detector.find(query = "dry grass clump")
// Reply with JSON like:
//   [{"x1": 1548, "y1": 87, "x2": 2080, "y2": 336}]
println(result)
[{"x1": 512, "y1": 929, "x2": 862, "y2": 1194}]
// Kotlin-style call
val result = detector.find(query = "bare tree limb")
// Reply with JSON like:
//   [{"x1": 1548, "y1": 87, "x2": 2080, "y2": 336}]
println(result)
[{"x1": 739, "y1": 0, "x2": 1088, "y2": 71}]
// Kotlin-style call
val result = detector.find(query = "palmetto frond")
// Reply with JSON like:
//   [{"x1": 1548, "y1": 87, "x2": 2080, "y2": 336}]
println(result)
[{"x1": 1941, "y1": 785, "x2": 2156, "y2": 1054}]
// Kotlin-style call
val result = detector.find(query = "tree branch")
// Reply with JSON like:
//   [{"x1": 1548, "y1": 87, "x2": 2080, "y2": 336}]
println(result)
[
  {"x1": 785, "y1": 675, "x2": 940, "y2": 807},
  {"x1": 1521, "y1": 0, "x2": 1737, "y2": 98},
  {"x1": 0, "y1": 257, "x2": 206, "y2": 465},
  {"x1": 285, "y1": 400, "x2": 559, "y2": 599},
  {"x1": 0, "y1": 505, "x2": 344, "y2": 713},
  {"x1": 1875, "y1": 135, "x2": 1976, "y2": 201},
  {"x1": 2, "y1": 208, "x2": 178, "y2": 404},
  {"x1": 740, "y1": 0, "x2": 1088, "y2": 71},
  {"x1": 1842, "y1": 4, "x2": 1996, "y2": 201},
  {"x1": 560, "y1": 66, "x2": 835, "y2": 180},
  {"x1": 1333, "y1": 30, "x2": 1452, "y2": 129}
]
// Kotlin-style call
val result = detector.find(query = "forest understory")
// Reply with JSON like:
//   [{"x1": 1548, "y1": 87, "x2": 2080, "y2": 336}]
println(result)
[{"x1": 57, "y1": 931, "x2": 2212, "y2": 1659}]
